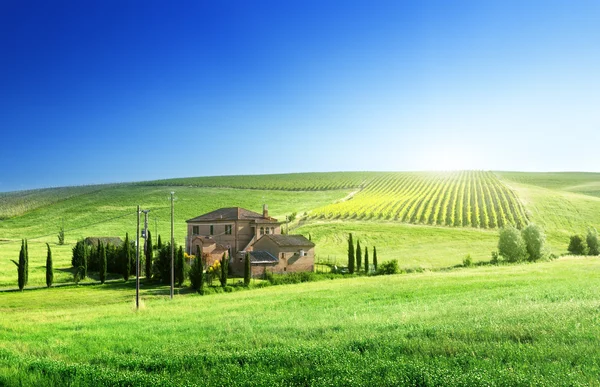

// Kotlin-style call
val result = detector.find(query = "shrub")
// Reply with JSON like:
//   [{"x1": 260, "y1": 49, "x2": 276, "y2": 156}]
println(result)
[
  {"x1": 568, "y1": 235, "x2": 587, "y2": 255},
  {"x1": 189, "y1": 246, "x2": 204, "y2": 291},
  {"x1": 586, "y1": 228, "x2": 599, "y2": 256},
  {"x1": 491, "y1": 251, "x2": 499, "y2": 265},
  {"x1": 498, "y1": 226, "x2": 527, "y2": 262},
  {"x1": 463, "y1": 254, "x2": 473, "y2": 267},
  {"x1": 521, "y1": 223, "x2": 546, "y2": 262},
  {"x1": 377, "y1": 260, "x2": 399, "y2": 275}
]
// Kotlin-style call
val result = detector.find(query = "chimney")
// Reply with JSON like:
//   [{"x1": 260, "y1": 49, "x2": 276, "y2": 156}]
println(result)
[{"x1": 263, "y1": 204, "x2": 268, "y2": 218}]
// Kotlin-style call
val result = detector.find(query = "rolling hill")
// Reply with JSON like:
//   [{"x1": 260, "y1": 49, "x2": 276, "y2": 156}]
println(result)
[{"x1": 0, "y1": 171, "x2": 599, "y2": 288}]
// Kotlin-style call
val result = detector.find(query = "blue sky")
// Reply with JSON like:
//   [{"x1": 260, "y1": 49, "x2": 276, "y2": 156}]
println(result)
[{"x1": 1, "y1": 0, "x2": 599, "y2": 191}]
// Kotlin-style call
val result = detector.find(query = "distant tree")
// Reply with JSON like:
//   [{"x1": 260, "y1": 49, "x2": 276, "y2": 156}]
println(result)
[
  {"x1": 189, "y1": 246, "x2": 204, "y2": 291},
  {"x1": 122, "y1": 233, "x2": 131, "y2": 281},
  {"x1": 145, "y1": 230, "x2": 153, "y2": 279},
  {"x1": 157, "y1": 235, "x2": 163, "y2": 250},
  {"x1": 364, "y1": 246, "x2": 369, "y2": 274},
  {"x1": 521, "y1": 223, "x2": 546, "y2": 262},
  {"x1": 175, "y1": 245, "x2": 185, "y2": 287},
  {"x1": 568, "y1": 235, "x2": 587, "y2": 256},
  {"x1": 308, "y1": 233, "x2": 312, "y2": 241},
  {"x1": 72, "y1": 240, "x2": 87, "y2": 279},
  {"x1": 348, "y1": 233, "x2": 355, "y2": 274},
  {"x1": 11, "y1": 240, "x2": 27, "y2": 291},
  {"x1": 99, "y1": 241, "x2": 107, "y2": 284},
  {"x1": 24, "y1": 239, "x2": 29, "y2": 286},
  {"x1": 57, "y1": 223, "x2": 65, "y2": 245},
  {"x1": 373, "y1": 246, "x2": 378, "y2": 272},
  {"x1": 244, "y1": 252, "x2": 251, "y2": 286},
  {"x1": 498, "y1": 226, "x2": 527, "y2": 262},
  {"x1": 153, "y1": 242, "x2": 173, "y2": 284},
  {"x1": 586, "y1": 228, "x2": 599, "y2": 256},
  {"x1": 220, "y1": 252, "x2": 228, "y2": 287},
  {"x1": 46, "y1": 243, "x2": 53, "y2": 288},
  {"x1": 356, "y1": 240, "x2": 362, "y2": 272}
]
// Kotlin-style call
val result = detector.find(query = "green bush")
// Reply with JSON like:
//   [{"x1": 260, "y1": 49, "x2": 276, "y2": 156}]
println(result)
[
  {"x1": 498, "y1": 226, "x2": 527, "y2": 262},
  {"x1": 586, "y1": 228, "x2": 599, "y2": 256},
  {"x1": 463, "y1": 254, "x2": 473, "y2": 267},
  {"x1": 568, "y1": 235, "x2": 587, "y2": 255},
  {"x1": 376, "y1": 260, "x2": 399, "y2": 275},
  {"x1": 491, "y1": 251, "x2": 499, "y2": 265},
  {"x1": 521, "y1": 224, "x2": 546, "y2": 262}
]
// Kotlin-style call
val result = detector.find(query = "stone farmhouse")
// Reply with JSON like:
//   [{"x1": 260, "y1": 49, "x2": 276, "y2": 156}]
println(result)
[{"x1": 186, "y1": 205, "x2": 315, "y2": 277}]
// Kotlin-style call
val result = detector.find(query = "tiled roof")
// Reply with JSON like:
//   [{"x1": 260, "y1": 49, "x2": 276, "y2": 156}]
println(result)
[
  {"x1": 186, "y1": 207, "x2": 278, "y2": 223},
  {"x1": 249, "y1": 250, "x2": 279, "y2": 264},
  {"x1": 260, "y1": 234, "x2": 315, "y2": 248},
  {"x1": 192, "y1": 236, "x2": 216, "y2": 245}
]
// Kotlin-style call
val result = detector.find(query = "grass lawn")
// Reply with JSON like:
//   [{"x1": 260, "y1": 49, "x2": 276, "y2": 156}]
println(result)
[{"x1": 1, "y1": 257, "x2": 600, "y2": 386}]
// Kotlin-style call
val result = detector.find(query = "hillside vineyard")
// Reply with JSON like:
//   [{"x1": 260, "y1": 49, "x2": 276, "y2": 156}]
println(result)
[{"x1": 311, "y1": 171, "x2": 529, "y2": 229}]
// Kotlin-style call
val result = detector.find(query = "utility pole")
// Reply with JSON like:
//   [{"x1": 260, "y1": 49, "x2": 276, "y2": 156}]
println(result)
[
  {"x1": 136, "y1": 205, "x2": 140, "y2": 310},
  {"x1": 170, "y1": 191, "x2": 175, "y2": 299}
]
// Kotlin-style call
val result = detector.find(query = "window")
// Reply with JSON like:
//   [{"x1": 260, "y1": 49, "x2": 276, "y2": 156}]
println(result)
[
  {"x1": 192, "y1": 226, "x2": 199, "y2": 235},
  {"x1": 281, "y1": 253, "x2": 284, "y2": 259},
  {"x1": 225, "y1": 225, "x2": 232, "y2": 235},
  {"x1": 260, "y1": 227, "x2": 264, "y2": 235},
  {"x1": 210, "y1": 225, "x2": 214, "y2": 235},
  {"x1": 271, "y1": 227, "x2": 275, "y2": 234},
  {"x1": 266, "y1": 227, "x2": 270, "y2": 235}
]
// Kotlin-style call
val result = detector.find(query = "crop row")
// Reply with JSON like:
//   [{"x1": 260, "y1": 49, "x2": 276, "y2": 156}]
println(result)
[{"x1": 310, "y1": 171, "x2": 529, "y2": 229}]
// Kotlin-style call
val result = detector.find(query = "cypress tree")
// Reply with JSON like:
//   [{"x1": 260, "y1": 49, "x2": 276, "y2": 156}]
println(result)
[
  {"x1": 122, "y1": 233, "x2": 131, "y2": 281},
  {"x1": 145, "y1": 230, "x2": 153, "y2": 279},
  {"x1": 157, "y1": 235, "x2": 163, "y2": 250},
  {"x1": 373, "y1": 246, "x2": 378, "y2": 272},
  {"x1": 24, "y1": 239, "x2": 29, "y2": 286},
  {"x1": 190, "y1": 245, "x2": 205, "y2": 292},
  {"x1": 348, "y1": 233, "x2": 355, "y2": 274},
  {"x1": 176, "y1": 245, "x2": 185, "y2": 287},
  {"x1": 356, "y1": 240, "x2": 362, "y2": 272},
  {"x1": 244, "y1": 252, "x2": 251, "y2": 286},
  {"x1": 46, "y1": 243, "x2": 53, "y2": 288},
  {"x1": 364, "y1": 246, "x2": 369, "y2": 274},
  {"x1": 11, "y1": 240, "x2": 26, "y2": 291},
  {"x1": 220, "y1": 252, "x2": 228, "y2": 287},
  {"x1": 82, "y1": 240, "x2": 88, "y2": 279},
  {"x1": 99, "y1": 241, "x2": 107, "y2": 284}
]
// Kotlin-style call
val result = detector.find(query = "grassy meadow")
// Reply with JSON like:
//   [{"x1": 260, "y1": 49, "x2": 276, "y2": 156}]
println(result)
[{"x1": 2, "y1": 257, "x2": 600, "y2": 386}]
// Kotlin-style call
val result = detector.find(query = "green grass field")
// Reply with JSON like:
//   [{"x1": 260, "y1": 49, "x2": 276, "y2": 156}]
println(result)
[{"x1": 2, "y1": 257, "x2": 600, "y2": 386}]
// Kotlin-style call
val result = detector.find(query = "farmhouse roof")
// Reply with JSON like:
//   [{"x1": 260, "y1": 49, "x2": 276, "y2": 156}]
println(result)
[
  {"x1": 192, "y1": 235, "x2": 216, "y2": 245},
  {"x1": 249, "y1": 250, "x2": 279, "y2": 264},
  {"x1": 261, "y1": 234, "x2": 315, "y2": 248},
  {"x1": 186, "y1": 207, "x2": 278, "y2": 223}
]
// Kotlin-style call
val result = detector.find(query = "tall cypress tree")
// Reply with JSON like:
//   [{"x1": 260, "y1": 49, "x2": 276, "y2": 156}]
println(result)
[
  {"x1": 373, "y1": 246, "x2": 378, "y2": 272},
  {"x1": 364, "y1": 246, "x2": 369, "y2": 274},
  {"x1": 46, "y1": 243, "x2": 53, "y2": 287},
  {"x1": 24, "y1": 239, "x2": 29, "y2": 286},
  {"x1": 11, "y1": 240, "x2": 26, "y2": 291},
  {"x1": 348, "y1": 233, "x2": 355, "y2": 274},
  {"x1": 145, "y1": 230, "x2": 153, "y2": 279},
  {"x1": 99, "y1": 241, "x2": 107, "y2": 284},
  {"x1": 356, "y1": 240, "x2": 362, "y2": 272},
  {"x1": 157, "y1": 235, "x2": 163, "y2": 250},
  {"x1": 82, "y1": 240, "x2": 88, "y2": 279},
  {"x1": 176, "y1": 245, "x2": 185, "y2": 286},
  {"x1": 122, "y1": 233, "x2": 131, "y2": 281},
  {"x1": 244, "y1": 252, "x2": 251, "y2": 286},
  {"x1": 220, "y1": 252, "x2": 228, "y2": 287},
  {"x1": 190, "y1": 245, "x2": 204, "y2": 292}
]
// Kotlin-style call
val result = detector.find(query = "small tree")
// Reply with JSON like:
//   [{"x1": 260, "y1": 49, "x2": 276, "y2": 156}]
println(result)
[
  {"x1": 189, "y1": 246, "x2": 204, "y2": 291},
  {"x1": 498, "y1": 226, "x2": 527, "y2": 262},
  {"x1": 364, "y1": 246, "x2": 369, "y2": 274},
  {"x1": 46, "y1": 243, "x2": 53, "y2": 288},
  {"x1": 176, "y1": 245, "x2": 185, "y2": 287},
  {"x1": 348, "y1": 233, "x2": 355, "y2": 274},
  {"x1": 57, "y1": 224, "x2": 65, "y2": 245},
  {"x1": 145, "y1": 230, "x2": 153, "y2": 279},
  {"x1": 356, "y1": 240, "x2": 362, "y2": 272},
  {"x1": 373, "y1": 246, "x2": 378, "y2": 272},
  {"x1": 157, "y1": 235, "x2": 163, "y2": 250},
  {"x1": 11, "y1": 240, "x2": 27, "y2": 291},
  {"x1": 521, "y1": 223, "x2": 545, "y2": 262},
  {"x1": 244, "y1": 252, "x2": 251, "y2": 286},
  {"x1": 568, "y1": 235, "x2": 587, "y2": 255},
  {"x1": 99, "y1": 241, "x2": 107, "y2": 284},
  {"x1": 220, "y1": 252, "x2": 228, "y2": 287},
  {"x1": 122, "y1": 233, "x2": 131, "y2": 281},
  {"x1": 586, "y1": 228, "x2": 599, "y2": 256}
]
